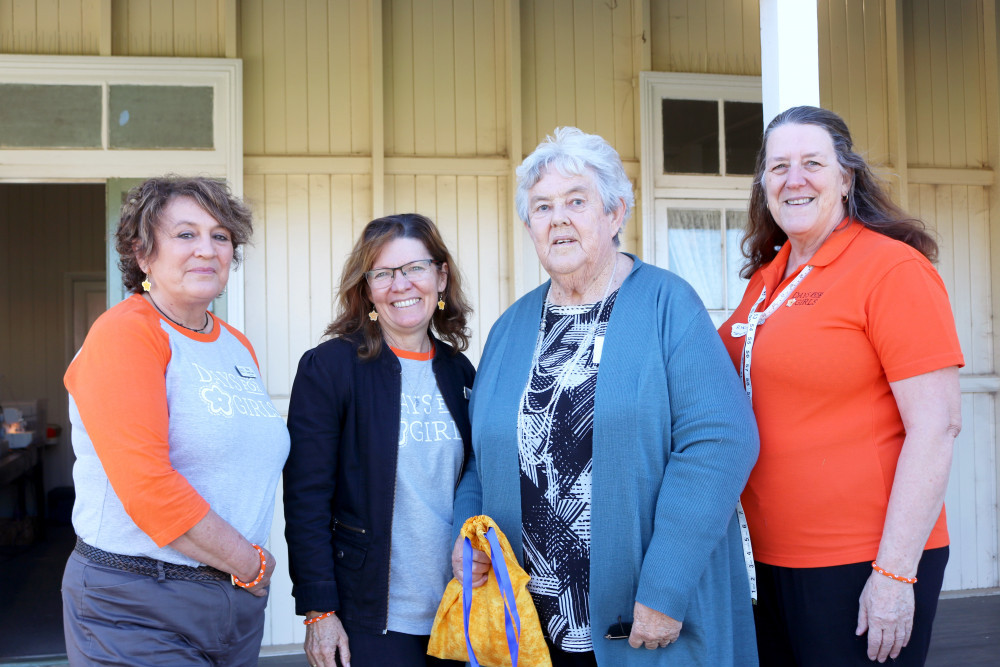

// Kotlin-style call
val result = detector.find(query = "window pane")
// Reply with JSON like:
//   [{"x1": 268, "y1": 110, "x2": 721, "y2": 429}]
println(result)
[
  {"x1": 0, "y1": 84, "x2": 102, "y2": 148},
  {"x1": 724, "y1": 101, "x2": 763, "y2": 175},
  {"x1": 109, "y1": 85, "x2": 214, "y2": 149},
  {"x1": 662, "y1": 99, "x2": 719, "y2": 174},
  {"x1": 726, "y1": 210, "x2": 749, "y2": 309},
  {"x1": 668, "y1": 209, "x2": 723, "y2": 309}
]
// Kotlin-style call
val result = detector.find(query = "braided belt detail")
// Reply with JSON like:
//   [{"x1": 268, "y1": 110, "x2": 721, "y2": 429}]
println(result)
[{"x1": 75, "y1": 537, "x2": 230, "y2": 582}]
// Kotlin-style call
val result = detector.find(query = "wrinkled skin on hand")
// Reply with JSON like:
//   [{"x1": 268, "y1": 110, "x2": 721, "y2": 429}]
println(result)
[
  {"x1": 628, "y1": 601, "x2": 682, "y2": 650},
  {"x1": 856, "y1": 572, "x2": 915, "y2": 663},
  {"x1": 304, "y1": 612, "x2": 351, "y2": 667}
]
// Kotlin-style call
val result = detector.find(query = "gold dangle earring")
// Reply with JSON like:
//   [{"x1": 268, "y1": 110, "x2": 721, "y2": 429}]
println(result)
[
  {"x1": 369, "y1": 307, "x2": 379, "y2": 322},
  {"x1": 142, "y1": 275, "x2": 152, "y2": 292},
  {"x1": 437, "y1": 293, "x2": 446, "y2": 311}
]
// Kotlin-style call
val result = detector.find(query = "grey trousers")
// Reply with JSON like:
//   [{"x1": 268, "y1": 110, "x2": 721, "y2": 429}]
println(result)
[{"x1": 62, "y1": 550, "x2": 268, "y2": 666}]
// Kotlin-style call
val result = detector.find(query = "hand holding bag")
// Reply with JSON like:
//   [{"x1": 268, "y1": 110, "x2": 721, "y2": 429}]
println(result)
[{"x1": 427, "y1": 515, "x2": 551, "y2": 667}]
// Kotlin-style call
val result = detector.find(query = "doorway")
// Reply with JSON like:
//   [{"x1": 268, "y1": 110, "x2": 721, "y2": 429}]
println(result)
[{"x1": 0, "y1": 183, "x2": 105, "y2": 660}]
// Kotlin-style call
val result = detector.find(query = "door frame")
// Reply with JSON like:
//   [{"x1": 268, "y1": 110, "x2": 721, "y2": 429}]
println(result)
[{"x1": 0, "y1": 55, "x2": 245, "y2": 328}]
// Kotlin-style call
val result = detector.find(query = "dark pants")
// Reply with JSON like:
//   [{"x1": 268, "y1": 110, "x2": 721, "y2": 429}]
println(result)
[
  {"x1": 338, "y1": 621, "x2": 463, "y2": 667},
  {"x1": 62, "y1": 550, "x2": 268, "y2": 666},
  {"x1": 545, "y1": 638, "x2": 598, "y2": 667},
  {"x1": 753, "y1": 547, "x2": 948, "y2": 667}
]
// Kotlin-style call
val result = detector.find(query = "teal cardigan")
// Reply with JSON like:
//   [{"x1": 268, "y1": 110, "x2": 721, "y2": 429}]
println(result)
[{"x1": 454, "y1": 256, "x2": 760, "y2": 666}]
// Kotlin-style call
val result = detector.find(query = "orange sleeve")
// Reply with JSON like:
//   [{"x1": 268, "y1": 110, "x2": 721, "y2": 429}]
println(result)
[
  {"x1": 64, "y1": 303, "x2": 210, "y2": 546},
  {"x1": 867, "y1": 257, "x2": 965, "y2": 382}
]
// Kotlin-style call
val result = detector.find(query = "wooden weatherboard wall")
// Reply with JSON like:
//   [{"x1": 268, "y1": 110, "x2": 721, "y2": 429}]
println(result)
[{"x1": 3, "y1": 0, "x2": 999, "y2": 653}]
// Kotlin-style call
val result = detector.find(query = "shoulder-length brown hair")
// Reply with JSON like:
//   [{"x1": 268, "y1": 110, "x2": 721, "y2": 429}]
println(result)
[
  {"x1": 115, "y1": 176, "x2": 253, "y2": 294},
  {"x1": 742, "y1": 105, "x2": 937, "y2": 278},
  {"x1": 325, "y1": 213, "x2": 473, "y2": 360}
]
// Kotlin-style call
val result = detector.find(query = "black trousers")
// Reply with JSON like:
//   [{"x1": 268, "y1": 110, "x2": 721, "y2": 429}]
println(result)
[
  {"x1": 545, "y1": 637, "x2": 599, "y2": 667},
  {"x1": 753, "y1": 547, "x2": 948, "y2": 667},
  {"x1": 336, "y1": 623, "x2": 463, "y2": 667}
]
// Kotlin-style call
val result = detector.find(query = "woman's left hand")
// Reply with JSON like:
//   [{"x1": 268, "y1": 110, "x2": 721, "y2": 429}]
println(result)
[
  {"x1": 241, "y1": 545, "x2": 276, "y2": 597},
  {"x1": 856, "y1": 571, "x2": 914, "y2": 662},
  {"x1": 627, "y1": 601, "x2": 682, "y2": 649}
]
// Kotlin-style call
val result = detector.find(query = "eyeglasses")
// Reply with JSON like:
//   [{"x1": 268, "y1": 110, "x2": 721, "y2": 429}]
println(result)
[
  {"x1": 604, "y1": 617, "x2": 633, "y2": 640},
  {"x1": 364, "y1": 259, "x2": 440, "y2": 289}
]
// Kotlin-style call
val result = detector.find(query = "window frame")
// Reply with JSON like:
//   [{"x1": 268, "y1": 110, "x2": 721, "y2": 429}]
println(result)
[
  {"x1": 0, "y1": 55, "x2": 244, "y2": 327},
  {"x1": 640, "y1": 72, "x2": 762, "y2": 264}
]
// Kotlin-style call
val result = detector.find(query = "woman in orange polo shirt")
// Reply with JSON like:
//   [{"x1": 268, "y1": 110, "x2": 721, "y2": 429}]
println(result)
[{"x1": 721, "y1": 106, "x2": 963, "y2": 666}]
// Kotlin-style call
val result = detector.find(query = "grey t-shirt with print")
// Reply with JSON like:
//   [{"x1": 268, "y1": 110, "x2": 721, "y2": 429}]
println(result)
[{"x1": 386, "y1": 355, "x2": 464, "y2": 635}]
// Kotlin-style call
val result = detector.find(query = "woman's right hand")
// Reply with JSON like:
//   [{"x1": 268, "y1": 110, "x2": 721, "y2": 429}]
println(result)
[
  {"x1": 304, "y1": 612, "x2": 350, "y2": 667},
  {"x1": 452, "y1": 535, "x2": 491, "y2": 587}
]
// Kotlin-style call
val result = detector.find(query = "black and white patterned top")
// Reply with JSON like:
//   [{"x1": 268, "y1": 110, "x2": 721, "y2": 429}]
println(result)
[{"x1": 518, "y1": 290, "x2": 618, "y2": 652}]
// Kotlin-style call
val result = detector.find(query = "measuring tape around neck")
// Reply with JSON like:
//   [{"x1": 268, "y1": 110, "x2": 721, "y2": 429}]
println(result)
[
  {"x1": 731, "y1": 264, "x2": 814, "y2": 604},
  {"x1": 734, "y1": 265, "x2": 814, "y2": 402}
]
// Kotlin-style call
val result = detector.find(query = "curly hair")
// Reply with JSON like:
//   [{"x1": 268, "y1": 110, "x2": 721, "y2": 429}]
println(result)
[
  {"x1": 742, "y1": 106, "x2": 937, "y2": 278},
  {"x1": 115, "y1": 176, "x2": 253, "y2": 294},
  {"x1": 325, "y1": 213, "x2": 473, "y2": 360}
]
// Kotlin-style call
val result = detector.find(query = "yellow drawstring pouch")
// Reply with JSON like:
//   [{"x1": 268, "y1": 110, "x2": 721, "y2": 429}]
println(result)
[{"x1": 427, "y1": 515, "x2": 551, "y2": 667}]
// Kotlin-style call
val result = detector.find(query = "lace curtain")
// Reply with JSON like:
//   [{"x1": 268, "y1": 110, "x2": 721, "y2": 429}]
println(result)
[{"x1": 666, "y1": 208, "x2": 747, "y2": 321}]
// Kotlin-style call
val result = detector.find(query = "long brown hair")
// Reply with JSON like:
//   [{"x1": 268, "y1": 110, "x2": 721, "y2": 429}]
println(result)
[
  {"x1": 742, "y1": 106, "x2": 937, "y2": 278},
  {"x1": 325, "y1": 213, "x2": 472, "y2": 360}
]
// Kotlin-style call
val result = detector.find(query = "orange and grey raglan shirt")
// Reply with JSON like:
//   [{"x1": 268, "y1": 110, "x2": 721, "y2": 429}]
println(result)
[{"x1": 65, "y1": 294, "x2": 289, "y2": 567}]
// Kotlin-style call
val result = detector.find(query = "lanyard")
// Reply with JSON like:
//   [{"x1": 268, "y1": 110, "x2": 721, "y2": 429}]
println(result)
[
  {"x1": 734, "y1": 265, "x2": 813, "y2": 402},
  {"x1": 730, "y1": 264, "x2": 813, "y2": 604}
]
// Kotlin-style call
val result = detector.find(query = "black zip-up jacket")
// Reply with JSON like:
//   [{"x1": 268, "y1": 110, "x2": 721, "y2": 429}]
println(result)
[{"x1": 283, "y1": 332, "x2": 475, "y2": 631}]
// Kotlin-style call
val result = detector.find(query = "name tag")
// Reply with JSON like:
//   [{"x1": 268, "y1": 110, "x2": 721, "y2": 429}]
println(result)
[
  {"x1": 235, "y1": 365, "x2": 257, "y2": 379},
  {"x1": 592, "y1": 335, "x2": 605, "y2": 364},
  {"x1": 731, "y1": 322, "x2": 748, "y2": 338}
]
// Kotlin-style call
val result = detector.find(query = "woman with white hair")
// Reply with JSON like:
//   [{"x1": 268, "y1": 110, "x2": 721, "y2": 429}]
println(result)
[{"x1": 452, "y1": 127, "x2": 760, "y2": 666}]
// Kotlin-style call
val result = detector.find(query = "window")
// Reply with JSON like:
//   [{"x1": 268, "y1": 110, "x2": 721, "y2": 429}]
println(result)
[
  {"x1": 640, "y1": 73, "x2": 763, "y2": 324},
  {"x1": 655, "y1": 204, "x2": 747, "y2": 325},
  {"x1": 660, "y1": 99, "x2": 762, "y2": 176}
]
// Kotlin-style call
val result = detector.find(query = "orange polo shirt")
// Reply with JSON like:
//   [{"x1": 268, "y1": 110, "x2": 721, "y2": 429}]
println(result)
[{"x1": 720, "y1": 221, "x2": 963, "y2": 568}]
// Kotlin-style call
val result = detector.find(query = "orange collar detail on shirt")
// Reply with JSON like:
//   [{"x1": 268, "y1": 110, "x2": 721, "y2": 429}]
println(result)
[{"x1": 390, "y1": 345, "x2": 435, "y2": 361}]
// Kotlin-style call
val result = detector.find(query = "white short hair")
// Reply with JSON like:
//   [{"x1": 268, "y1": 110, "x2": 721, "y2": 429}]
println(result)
[{"x1": 515, "y1": 127, "x2": 634, "y2": 232}]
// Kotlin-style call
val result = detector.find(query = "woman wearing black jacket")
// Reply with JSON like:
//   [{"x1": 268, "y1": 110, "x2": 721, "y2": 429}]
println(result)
[{"x1": 284, "y1": 214, "x2": 475, "y2": 667}]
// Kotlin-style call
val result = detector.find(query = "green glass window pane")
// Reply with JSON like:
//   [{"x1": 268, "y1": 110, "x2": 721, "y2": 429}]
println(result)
[
  {"x1": 109, "y1": 85, "x2": 213, "y2": 149},
  {"x1": 0, "y1": 84, "x2": 102, "y2": 148},
  {"x1": 668, "y1": 209, "x2": 723, "y2": 309},
  {"x1": 662, "y1": 99, "x2": 719, "y2": 174},
  {"x1": 724, "y1": 101, "x2": 763, "y2": 175}
]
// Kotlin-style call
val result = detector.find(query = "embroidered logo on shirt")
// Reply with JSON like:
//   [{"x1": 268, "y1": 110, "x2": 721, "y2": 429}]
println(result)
[{"x1": 786, "y1": 291, "x2": 824, "y2": 306}]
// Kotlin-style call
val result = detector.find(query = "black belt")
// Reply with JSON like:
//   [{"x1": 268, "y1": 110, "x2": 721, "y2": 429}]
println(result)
[{"x1": 74, "y1": 537, "x2": 230, "y2": 582}]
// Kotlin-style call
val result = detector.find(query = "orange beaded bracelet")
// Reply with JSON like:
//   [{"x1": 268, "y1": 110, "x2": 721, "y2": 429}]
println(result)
[
  {"x1": 304, "y1": 611, "x2": 336, "y2": 626},
  {"x1": 871, "y1": 561, "x2": 917, "y2": 584},
  {"x1": 231, "y1": 544, "x2": 267, "y2": 589}
]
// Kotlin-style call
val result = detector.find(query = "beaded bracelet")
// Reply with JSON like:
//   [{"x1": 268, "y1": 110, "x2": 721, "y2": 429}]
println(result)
[
  {"x1": 231, "y1": 544, "x2": 267, "y2": 589},
  {"x1": 304, "y1": 611, "x2": 336, "y2": 626},
  {"x1": 871, "y1": 561, "x2": 917, "y2": 584}
]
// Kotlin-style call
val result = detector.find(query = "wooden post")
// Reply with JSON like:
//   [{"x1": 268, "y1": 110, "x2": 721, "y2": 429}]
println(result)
[{"x1": 759, "y1": 0, "x2": 820, "y2": 125}]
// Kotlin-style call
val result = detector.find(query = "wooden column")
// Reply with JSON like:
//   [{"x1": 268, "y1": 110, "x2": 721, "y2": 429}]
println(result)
[
  {"x1": 885, "y1": 0, "x2": 909, "y2": 209},
  {"x1": 760, "y1": 0, "x2": 820, "y2": 125},
  {"x1": 370, "y1": 0, "x2": 385, "y2": 219}
]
